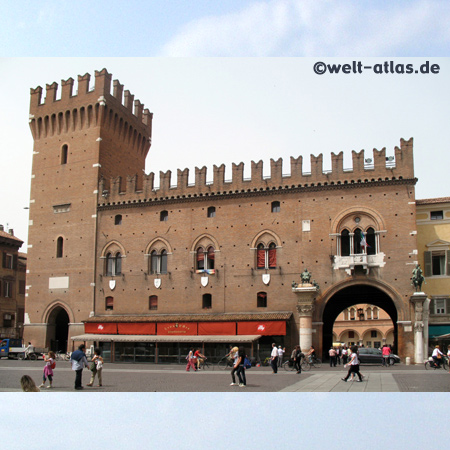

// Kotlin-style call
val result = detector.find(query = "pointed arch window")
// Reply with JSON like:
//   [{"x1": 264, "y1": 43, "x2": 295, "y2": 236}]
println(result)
[
  {"x1": 106, "y1": 252, "x2": 122, "y2": 276},
  {"x1": 257, "y1": 242, "x2": 277, "y2": 269},
  {"x1": 340, "y1": 230, "x2": 350, "y2": 256},
  {"x1": 56, "y1": 237, "x2": 64, "y2": 258},
  {"x1": 150, "y1": 249, "x2": 167, "y2": 275},
  {"x1": 196, "y1": 246, "x2": 215, "y2": 274}
]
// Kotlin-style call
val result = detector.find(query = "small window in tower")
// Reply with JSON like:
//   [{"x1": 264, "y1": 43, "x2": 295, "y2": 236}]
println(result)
[
  {"x1": 202, "y1": 293, "x2": 212, "y2": 309},
  {"x1": 105, "y1": 296, "x2": 114, "y2": 311},
  {"x1": 271, "y1": 201, "x2": 280, "y2": 213},
  {"x1": 257, "y1": 292, "x2": 267, "y2": 308},
  {"x1": 61, "y1": 144, "x2": 68, "y2": 165},
  {"x1": 56, "y1": 237, "x2": 64, "y2": 258},
  {"x1": 430, "y1": 210, "x2": 443, "y2": 220},
  {"x1": 149, "y1": 295, "x2": 158, "y2": 310},
  {"x1": 115, "y1": 215, "x2": 122, "y2": 225},
  {"x1": 207, "y1": 206, "x2": 216, "y2": 218},
  {"x1": 160, "y1": 210, "x2": 168, "y2": 222}
]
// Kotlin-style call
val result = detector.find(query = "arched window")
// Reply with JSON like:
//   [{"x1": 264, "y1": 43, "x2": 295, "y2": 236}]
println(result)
[
  {"x1": 202, "y1": 293, "x2": 212, "y2": 309},
  {"x1": 257, "y1": 292, "x2": 267, "y2": 308},
  {"x1": 150, "y1": 249, "x2": 168, "y2": 275},
  {"x1": 207, "y1": 206, "x2": 216, "y2": 218},
  {"x1": 160, "y1": 210, "x2": 168, "y2": 222},
  {"x1": 105, "y1": 252, "x2": 122, "y2": 276},
  {"x1": 56, "y1": 236, "x2": 64, "y2": 258},
  {"x1": 257, "y1": 242, "x2": 277, "y2": 269},
  {"x1": 350, "y1": 308, "x2": 355, "y2": 320},
  {"x1": 61, "y1": 144, "x2": 68, "y2": 164},
  {"x1": 366, "y1": 307, "x2": 372, "y2": 320},
  {"x1": 354, "y1": 228, "x2": 362, "y2": 254},
  {"x1": 114, "y1": 214, "x2": 122, "y2": 225},
  {"x1": 149, "y1": 295, "x2": 158, "y2": 310},
  {"x1": 271, "y1": 201, "x2": 280, "y2": 213},
  {"x1": 366, "y1": 227, "x2": 376, "y2": 255},
  {"x1": 340, "y1": 230, "x2": 350, "y2": 256},
  {"x1": 373, "y1": 307, "x2": 379, "y2": 320},
  {"x1": 196, "y1": 246, "x2": 215, "y2": 274},
  {"x1": 105, "y1": 296, "x2": 114, "y2": 311}
]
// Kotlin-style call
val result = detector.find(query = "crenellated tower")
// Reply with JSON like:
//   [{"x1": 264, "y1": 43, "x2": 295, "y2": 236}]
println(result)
[{"x1": 25, "y1": 69, "x2": 152, "y2": 350}]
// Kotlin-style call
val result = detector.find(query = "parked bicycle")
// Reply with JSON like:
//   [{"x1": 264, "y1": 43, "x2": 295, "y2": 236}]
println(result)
[
  {"x1": 55, "y1": 350, "x2": 71, "y2": 361},
  {"x1": 283, "y1": 359, "x2": 297, "y2": 371},
  {"x1": 424, "y1": 356, "x2": 448, "y2": 370}
]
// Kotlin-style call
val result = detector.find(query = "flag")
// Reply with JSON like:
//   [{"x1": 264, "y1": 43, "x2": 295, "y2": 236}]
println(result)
[{"x1": 360, "y1": 233, "x2": 370, "y2": 249}]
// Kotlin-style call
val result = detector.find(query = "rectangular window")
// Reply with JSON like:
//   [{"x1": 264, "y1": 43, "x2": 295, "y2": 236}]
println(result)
[
  {"x1": 430, "y1": 210, "x2": 443, "y2": 220},
  {"x1": 424, "y1": 250, "x2": 450, "y2": 277},
  {"x1": 149, "y1": 295, "x2": 158, "y2": 310},
  {"x1": 374, "y1": 341, "x2": 381, "y2": 349},
  {"x1": 348, "y1": 331, "x2": 355, "y2": 338},
  {"x1": 434, "y1": 299, "x2": 446, "y2": 314},
  {"x1": 105, "y1": 297, "x2": 114, "y2": 311},
  {"x1": 3, "y1": 314, "x2": 13, "y2": 328},
  {"x1": 4, "y1": 281, "x2": 12, "y2": 298},
  {"x1": 4, "y1": 253, "x2": 13, "y2": 269},
  {"x1": 371, "y1": 330, "x2": 377, "y2": 338}
]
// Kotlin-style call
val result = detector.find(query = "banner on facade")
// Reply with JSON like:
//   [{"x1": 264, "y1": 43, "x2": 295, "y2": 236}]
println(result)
[
  {"x1": 157, "y1": 322, "x2": 198, "y2": 335},
  {"x1": 198, "y1": 322, "x2": 236, "y2": 335},
  {"x1": 117, "y1": 323, "x2": 156, "y2": 335},
  {"x1": 237, "y1": 321, "x2": 286, "y2": 336},
  {"x1": 85, "y1": 322, "x2": 118, "y2": 334}
]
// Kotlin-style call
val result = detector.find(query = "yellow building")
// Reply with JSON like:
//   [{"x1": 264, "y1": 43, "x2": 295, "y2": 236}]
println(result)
[{"x1": 416, "y1": 197, "x2": 450, "y2": 353}]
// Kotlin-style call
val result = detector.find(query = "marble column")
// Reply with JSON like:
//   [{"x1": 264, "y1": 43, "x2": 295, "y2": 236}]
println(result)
[
  {"x1": 293, "y1": 285, "x2": 317, "y2": 352},
  {"x1": 411, "y1": 292, "x2": 427, "y2": 364}
]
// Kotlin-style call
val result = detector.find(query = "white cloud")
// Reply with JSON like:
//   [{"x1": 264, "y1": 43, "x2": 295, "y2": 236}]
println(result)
[{"x1": 160, "y1": 0, "x2": 450, "y2": 56}]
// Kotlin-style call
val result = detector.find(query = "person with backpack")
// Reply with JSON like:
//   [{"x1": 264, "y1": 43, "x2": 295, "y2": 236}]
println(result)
[
  {"x1": 235, "y1": 346, "x2": 247, "y2": 387},
  {"x1": 71, "y1": 344, "x2": 89, "y2": 390},
  {"x1": 39, "y1": 350, "x2": 56, "y2": 389}
]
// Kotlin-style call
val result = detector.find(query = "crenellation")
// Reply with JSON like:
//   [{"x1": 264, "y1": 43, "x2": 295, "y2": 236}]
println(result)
[
  {"x1": 124, "y1": 90, "x2": 134, "y2": 111},
  {"x1": 113, "y1": 79, "x2": 124, "y2": 102},
  {"x1": 94, "y1": 69, "x2": 112, "y2": 97},
  {"x1": 77, "y1": 73, "x2": 91, "y2": 95},
  {"x1": 98, "y1": 138, "x2": 416, "y2": 206},
  {"x1": 61, "y1": 78, "x2": 74, "y2": 100},
  {"x1": 134, "y1": 100, "x2": 143, "y2": 121},
  {"x1": 270, "y1": 158, "x2": 283, "y2": 184},
  {"x1": 45, "y1": 82, "x2": 58, "y2": 103}
]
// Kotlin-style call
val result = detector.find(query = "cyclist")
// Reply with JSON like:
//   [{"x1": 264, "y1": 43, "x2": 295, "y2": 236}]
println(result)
[
  {"x1": 306, "y1": 346, "x2": 316, "y2": 363},
  {"x1": 432, "y1": 345, "x2": 444, "y2": 368}
]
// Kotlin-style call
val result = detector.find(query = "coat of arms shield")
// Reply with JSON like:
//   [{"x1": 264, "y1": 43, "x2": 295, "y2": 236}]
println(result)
[
  {"x1": 262, "y1": 274, "x2": 270, "y2": 285},
  {"x1": 201, "y1": 276, "x2": 209, "y2": 287},
  {"x1": 154, "y1": 278, "x2": 161, "y2": 289},
  {"x1": 109, "y1": 279, "x2": 116, "y2": 291}
]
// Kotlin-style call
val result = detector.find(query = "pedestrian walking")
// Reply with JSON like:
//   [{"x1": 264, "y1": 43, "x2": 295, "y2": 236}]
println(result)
[
  {"x1": 341, "y1": 345, "x2": 363, "y2": 382},
  {"x1": 329, "y1": 347, "x2": 337, "y2": 367},
  {"x1": 236, "y1": 346, "x2": 247, "y2": 387},
  {"x1": 71, "y1": 344, "x2": 89, "y2": 390},
  {"x1": 229, "y1": 346, "x2": 239, "y2": 386},
  {"x1": 294, "y1": 345, "x2": 303, "y2": 374},
  {"x1": 21, "y1": 375, "x2": 40, "y2": 392},
  {"x1": 341, "y1": 346, "x2": 349, "y2": 365},
  {"x1": 336, "y1": 346, "x2": 341, "y2": 365},
  {"x1": 185, "y1": 347, "x2": 197, "y2": 372},
  {"x1": 277, "y1": 346, "x2": 285, "y2": 367},
  {"x1": 39, "y1": 351, "x2": 56, "y2": 389},
  {"x1": 271, "y1": 343, "x2": 278, "y2": 373},
  {"x1": 382, "y1": 344, "x2": 391, "y2": 366},
  {"x1": 87, "y1": 347, "x2": 103, "y2": 387}
]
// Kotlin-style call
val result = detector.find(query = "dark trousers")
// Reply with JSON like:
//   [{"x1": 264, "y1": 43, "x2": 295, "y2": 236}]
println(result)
[
  {"x1": 294, "y1": 358, "x2": 302, "y2": 373},
  {"x1": 336, "y1": 355, "x2": 341, "y2": 365},
  {"x1": 271, "y1": 356, "x2": 278, "y2": 373},
  {"x1": 330, "y1": 356, "x2": 337, "y2": 367},
  {"x1": 237, "y1": 365, "x2": 246, "y2": 385},
  {"x1": 343, "y1": 364, "x2": 362, "y2": 381},
  {"x1": 75, "y1": 369, "x2": 83, "y2": 388},
  {"x1": 231, "y1": 366, "x2": 238, "y2": 383}
]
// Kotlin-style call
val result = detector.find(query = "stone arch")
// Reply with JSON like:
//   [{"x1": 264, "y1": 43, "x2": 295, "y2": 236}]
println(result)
[
  {"x1": 190, "y1": 234, "x2": 220, "y2": 253},
  {"x1": 251, "y1": 229, "x2": 282, "y2": 248},
  {"x1": 338, "y1": 329, "x2": 361, "y2": 342},
  {"x1": 331, "y1": 206, "x2": 387, "y2": 234},
  {"x1": 145, "y1": 237, "x2": 173, "y2": 255},
  {"x1": 42, "y1": 301, "x2": 74, "y2": 352},
  {"x1": 101, "y1": 240, "x2": 126, "y2": 257}
]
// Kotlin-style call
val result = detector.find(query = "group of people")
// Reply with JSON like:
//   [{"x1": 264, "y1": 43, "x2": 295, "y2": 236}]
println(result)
[
  {"x1": 20, "y1": 344, "x2": 104, "y2": 392},
  {"x1": 431, "y1": 344, "x2": 450, "y2": 371},
  {"x1": 228, "y1": 346, "x2": 248, "y2": 387},
  {"x1": 185, "y1": 347, "x2": 206, "y2": 371}
]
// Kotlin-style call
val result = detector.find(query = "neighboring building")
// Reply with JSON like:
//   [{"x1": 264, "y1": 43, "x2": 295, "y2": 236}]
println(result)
[
  {"x1": 24, "y1": 69, "x2": 426, "y2": 362},
  {"x1": 333, "y1": 304, "x2": 394, "y2": 348},
  {"x1": 416, "y1": 197, "x2": 450, "y2": 354},
  {"x1": 0, "y1": 226, "x2": 26, "y2": 340}
]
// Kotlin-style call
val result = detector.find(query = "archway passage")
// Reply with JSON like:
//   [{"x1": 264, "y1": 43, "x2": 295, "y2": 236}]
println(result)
[
  {"x1": 322, "y1": 285, "x2": 398, "y2": 358},
  {"x1": 48, "y1": 307, "x2": 70, "y2": 352}
]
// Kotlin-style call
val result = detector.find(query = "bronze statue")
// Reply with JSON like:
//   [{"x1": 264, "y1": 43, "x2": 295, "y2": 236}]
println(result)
[
  {"x1": 301, "y1": 268, "x2": 311, "y2": 285},
  {"x1": 411, "y1": 264, "x2": 425, "y2": 292}
]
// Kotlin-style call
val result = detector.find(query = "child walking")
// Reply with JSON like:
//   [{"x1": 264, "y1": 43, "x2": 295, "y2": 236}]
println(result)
[{"x1": 39, "y1": 351, "x2": 56, "y2": 389}]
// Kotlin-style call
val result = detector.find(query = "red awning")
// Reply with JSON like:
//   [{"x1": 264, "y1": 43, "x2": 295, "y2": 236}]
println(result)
[
  {"x1": 85, "y1": 323, "x2": 118, "y2": 334},
  {"x1": 157, "y1": 322, "x2": 198, "y2": 335},
  {"x1": 198, "y1": 322, "x2": 236, "y2": 335},
  {"x1": 237, "y1": 321, "x2": 286, "y2": 336},
  {"x1": 117, "y1": 323, "x2": 156, "y2": 335}
]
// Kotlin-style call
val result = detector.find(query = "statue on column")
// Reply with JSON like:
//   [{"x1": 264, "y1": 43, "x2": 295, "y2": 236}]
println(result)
[
  {"x1": 301, "y1": 268, "x2": 312, "y2": 285},
  {"x1": 411, "y1": 264, "x2": 425, "y2": 292}
]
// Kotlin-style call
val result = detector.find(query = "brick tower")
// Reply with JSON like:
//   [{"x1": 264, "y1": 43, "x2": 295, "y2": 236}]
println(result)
[{"x1": 24, "y1": 69, "x2": 152, "y2": 350}]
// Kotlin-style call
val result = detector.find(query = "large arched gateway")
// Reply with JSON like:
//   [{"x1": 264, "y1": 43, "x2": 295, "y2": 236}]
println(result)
[
  {"x1": 45, "y1": 304, "x2": 70, "y2": 352},
  {"x1": 321, "y1": 284, "x2": 398, "y2": 356}
]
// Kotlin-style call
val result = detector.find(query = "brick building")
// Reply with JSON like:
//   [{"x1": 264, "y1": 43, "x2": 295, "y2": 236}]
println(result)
[
  {"x1": 0, "y1": 226, "x2": 26, "y2": 340},
  {"x1": 24, "y1": 69, "x2": 424, "y2": 363}
]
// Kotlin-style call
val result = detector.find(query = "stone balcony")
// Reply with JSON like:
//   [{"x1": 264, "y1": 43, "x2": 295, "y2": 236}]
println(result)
[{"x1": 333, "y1": 253, "x2": 386, "y2": 275}]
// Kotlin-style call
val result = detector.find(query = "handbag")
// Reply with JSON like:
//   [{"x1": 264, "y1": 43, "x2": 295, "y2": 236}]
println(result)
[{"x1": 90, "y1": 361, "x2": 96, "y2": 371}]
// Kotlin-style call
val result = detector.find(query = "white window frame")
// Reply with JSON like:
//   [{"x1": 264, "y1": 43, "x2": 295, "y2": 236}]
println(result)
[{"x1": 434, "y1": 298, "x2": 447, "y2": 315}]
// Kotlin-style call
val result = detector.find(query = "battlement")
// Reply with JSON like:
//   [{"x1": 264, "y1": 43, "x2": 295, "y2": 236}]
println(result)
[
  {"x1": 29, "y1": 69, "x2": 152, "y2": 142},
  {"x1": 99, "y1": 138, "x2": 415, "y2": 206}
]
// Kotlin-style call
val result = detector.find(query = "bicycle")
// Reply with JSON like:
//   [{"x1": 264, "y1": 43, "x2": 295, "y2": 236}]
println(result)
[
  {"x1": 424, "y1": 356, "x2": 448, "y2": 371},
  {"x1": 302, "y1": 356, "x2": 322, "y2": 370},
  {"x1": 283, "y1": 359, "x2": 297, "y2": 372},
  {"x1": 197, "y1": 357, "x2": 212, "y2": 370},
  {"x1": 217, "y1": 355, "x2": 234, "y2": 370},
  {"x1": 55, "y1": 350, "x2": 71, "y2": 361},
  {"x1": 18, "y1": 352, "x2": 38, "y2": 361}
]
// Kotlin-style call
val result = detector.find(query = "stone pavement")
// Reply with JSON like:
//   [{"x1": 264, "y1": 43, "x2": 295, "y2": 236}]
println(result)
[{"x1": 1, "y1": 360, "x2": 449, "y2": 392}]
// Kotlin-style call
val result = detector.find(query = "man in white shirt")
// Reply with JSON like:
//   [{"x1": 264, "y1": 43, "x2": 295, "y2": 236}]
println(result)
[
  {"x1": 271, "y1": 343, "x2": 279, "y2": 373},
  {"x1": 277, "y1": 346, "x2": 285, "y2": 367}
]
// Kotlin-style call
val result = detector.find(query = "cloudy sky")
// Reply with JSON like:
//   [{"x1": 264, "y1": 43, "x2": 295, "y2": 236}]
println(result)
[{"x1": 1, "y1": 1, "x2": 449, "y2": 447}]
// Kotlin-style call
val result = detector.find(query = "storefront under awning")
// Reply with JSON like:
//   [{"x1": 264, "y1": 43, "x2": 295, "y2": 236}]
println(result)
[
  {"x1": 71, "y1": 334, "x2": 261, "y2": 343},
  {"x1": 428, "y1": 325, "x2": 450, "y2": 338}
]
